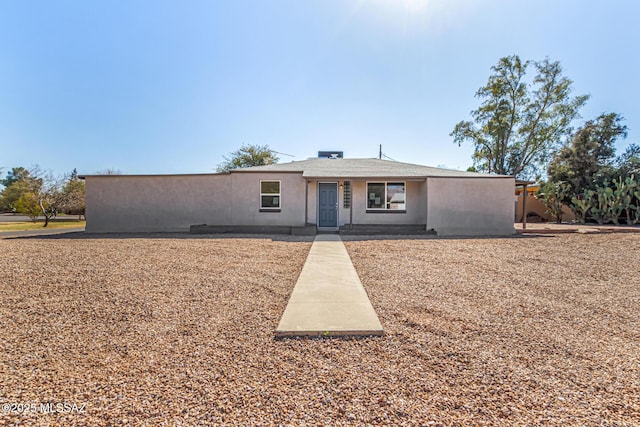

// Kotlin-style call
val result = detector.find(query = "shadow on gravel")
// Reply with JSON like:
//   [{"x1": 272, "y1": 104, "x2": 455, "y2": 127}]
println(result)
[
  {"x1": 6, "y1": 231, "x2": 553, "y2": 242},
  {"x1": 274, "y1": 334, "x2": 384, "y2": 341},
  {"x1": 4, "y1": 231, "x2": 316, "y2": 242},
  {"x1": 339, "y1": 233, "x2": 553, "y2": 241}
]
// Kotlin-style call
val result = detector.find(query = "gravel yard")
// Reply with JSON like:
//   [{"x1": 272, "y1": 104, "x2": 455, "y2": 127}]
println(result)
[{"x1": 1, "y1": 233, "x2": 639, "y2": 426}]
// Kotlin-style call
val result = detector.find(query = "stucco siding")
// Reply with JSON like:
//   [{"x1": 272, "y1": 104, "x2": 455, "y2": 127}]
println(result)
[
  {"x1": 230, "y1": 173, "x2": 306, "y2": 226},
  {"x1": 305, "y1": 180, "x2": 427, "y2": 227},
  {"x1": 349, "y1": 180, "x2": 427, "y2": 225},
  {"x1": 84, "y1": 167, "x2": 515, "y2": 235},
  {"x1": 515, "y1": 192, "x2": 575, "y2": 223},
  {"x1": 426, "y1": 177, "x2": 516, "y2": 236},
  {"x1": 85, "y1": 173, "x2": 307, "y2": 232},
  {"x1": 85, "y1": 175, "x2": 232, "y2": 232},
  {"x1": 306, "y1": 180, "x2": 317, "y2": 225}
]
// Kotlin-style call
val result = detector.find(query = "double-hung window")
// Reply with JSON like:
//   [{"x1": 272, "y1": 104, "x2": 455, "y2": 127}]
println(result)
[
  {"x1": 260, "y1": 180, "x2": 281, "y2": 211},
  {"x1": 367, "y1": 182, "x2": 406, "y2": 211}
]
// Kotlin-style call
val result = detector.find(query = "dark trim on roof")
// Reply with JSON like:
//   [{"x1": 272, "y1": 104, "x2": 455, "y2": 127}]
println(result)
[
  {"x1": 515, "y1": 179, "x2": 536, "y2": 185},
  {"x1": 79, "y1": 170, "x2": 305, "y2": 179},
  {"x1": 79, "y1": 172, "x2": 229, "y2": 179},
  {"x1": 426, "y1": 175, "x2": 515, "y2": 179},
  {"x1": 229, "y1": 170, "x2": 303, "y2": 174},
  {"x1": 303, "y1": 176, "x2": 427, "y2": 181}
]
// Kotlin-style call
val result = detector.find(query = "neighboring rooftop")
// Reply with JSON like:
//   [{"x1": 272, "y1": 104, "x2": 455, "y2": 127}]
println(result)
[{"x1": 235, "y1": 157, "x2": 511, "y2": 179}]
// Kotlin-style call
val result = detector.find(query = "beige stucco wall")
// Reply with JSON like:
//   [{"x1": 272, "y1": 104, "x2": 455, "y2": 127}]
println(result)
[
  {"x1": 305, "y1": 180, "x2": 427, "y2": 226},
  {"x1": 349, "y1": 180, "x2": 427, "y2": 225},
  {"x1": 86, "y1": 173, "x2": 516, "y2": 235},
  {"x1": 85, "y1": 172, "x2": 306, "y2": 232},
  {"x1": 426, "y1": 177, "x2": 516, "y2": 236},
  {"x1": 306, "y1": 180, "x2": 318, "y2": 225},
  {"x1": 85, "y1": 174, "x2": 232, "y2": 232},
  {"x1": 230, "y1": 172, "x2": 307, "y2": 226},
  {"x1": 515, "y1": 193, "x2": 575, "y2": 223}
]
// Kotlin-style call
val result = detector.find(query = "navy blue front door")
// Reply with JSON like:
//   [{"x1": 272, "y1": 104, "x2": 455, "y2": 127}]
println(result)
[{"x1": 318, "y1": 183, "x2": 338, "y2": 227}]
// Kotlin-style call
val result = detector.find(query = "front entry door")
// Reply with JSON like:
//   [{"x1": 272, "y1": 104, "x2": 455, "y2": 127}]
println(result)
[{"x1": 318, "y1": 183, "x2": 338, "y2": 228}]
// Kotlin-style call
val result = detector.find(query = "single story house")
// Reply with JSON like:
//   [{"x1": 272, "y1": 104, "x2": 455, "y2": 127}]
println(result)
[{"x1": 82, "y1": 154, "x2": 516, "y2": 236}]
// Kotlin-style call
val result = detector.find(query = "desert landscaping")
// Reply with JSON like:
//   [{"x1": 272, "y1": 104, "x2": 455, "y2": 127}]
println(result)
[{"x1": 1, "y1": 232, "x2": 638, "y2": 426}]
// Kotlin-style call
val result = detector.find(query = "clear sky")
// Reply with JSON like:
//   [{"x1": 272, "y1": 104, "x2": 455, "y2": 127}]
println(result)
[{"x1": 1, "y1": 0, "x2": 639, "y2": 176}]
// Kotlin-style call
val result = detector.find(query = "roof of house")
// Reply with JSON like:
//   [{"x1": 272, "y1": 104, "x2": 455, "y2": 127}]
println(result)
[
  {"x1": 233, "y1": 158, "x2": 511, "y2": 179},
  {"x1": 78, "y1": 158, "x2": 514, "y2": 180}
]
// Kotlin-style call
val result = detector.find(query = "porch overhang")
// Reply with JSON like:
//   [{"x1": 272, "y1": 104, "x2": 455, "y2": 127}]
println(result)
[
  {"x1": 302, "y1": 176, "x2": 427, "y2": 182},
  {"x1": 515, "y1": 179, "x2": 536, "y2": 230}
]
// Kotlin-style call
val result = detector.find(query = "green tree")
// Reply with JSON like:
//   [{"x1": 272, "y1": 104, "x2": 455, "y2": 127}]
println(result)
[
  {"x1": 616, "y1": 143, "x2": 640, "y2": 177},
  {"x1": 1, "y1": 180, "x2": 30, "y2": 212},
  {"x1": 1, "y1": 166, "x2": 30, "y2": 187},
  {"x1": 15, "y1": 192, "x2": 42, "y2": 222},
  {"x1": 547, "y1": 113, "x2": 627, "y2": 196},
  {"x1": 0, "y1": 167, "x2": 41, "y2": 212},
  {"x1": 451, "y1": 55, "x2": 588, "y2": 178},
  {"x1": 216, "y1": 144, "x2": 279, "y2": 173}
]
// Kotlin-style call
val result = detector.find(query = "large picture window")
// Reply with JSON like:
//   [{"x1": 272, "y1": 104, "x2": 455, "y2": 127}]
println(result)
[
  {"x1": 367, "y1": 182, "x2": 405, "y2": 211},
  {"x1": 260, "y1": 180, "x2": 281, "y2": 210}
]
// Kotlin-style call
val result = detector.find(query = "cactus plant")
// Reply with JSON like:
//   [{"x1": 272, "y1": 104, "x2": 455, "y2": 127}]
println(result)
[
  {"x1": 537, "y1": 182, "x2": 570, "y2": 223},
  {"x1": 612, "y1": 176, "x2": 630, "y2": 225},
  {"x1": 619, "y1": 175, "x2": 638, "y2": 225},
  {"x1": 590, "y1": 184, "x2": 624, "y2": 225},
  {"x1": 590, "y1": 186, "x2": 609, "y2": 225},
  {"x1": 570, "y1": 190, "x2": 592, "y2": 224},
  {"x1": 631, "y1": 189, "x2": 640, "y2": 225}
]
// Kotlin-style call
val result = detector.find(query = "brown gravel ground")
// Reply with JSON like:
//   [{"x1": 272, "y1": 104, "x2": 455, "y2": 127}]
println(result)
[{"x1": 0, "y1": 233, "x2": 638, "y2": 426}]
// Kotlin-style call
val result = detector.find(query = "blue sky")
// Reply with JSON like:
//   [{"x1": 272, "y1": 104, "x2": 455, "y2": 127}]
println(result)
[{"x1": 1, "y1": 0, "x2": 639, "y2": 176}]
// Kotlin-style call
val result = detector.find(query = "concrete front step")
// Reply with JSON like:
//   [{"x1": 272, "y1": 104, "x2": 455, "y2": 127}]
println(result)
[
  {"x1": 190, "y1": 223, "x2": 435, "y2": 236},
  {"x1": 339, "y1": 224, "x2": 435, "y2": 235},
  {"x1": 190, "y1": 224, "x2": 316, "y2": 235},
  {"x1": 275, "y1": 234, "x2": 384, "y2": 338}
]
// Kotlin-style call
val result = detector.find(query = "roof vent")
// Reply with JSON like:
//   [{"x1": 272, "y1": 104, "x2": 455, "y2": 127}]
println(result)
[{"x1": 318, "y1": 151, "x2": 343, "y2": 159}]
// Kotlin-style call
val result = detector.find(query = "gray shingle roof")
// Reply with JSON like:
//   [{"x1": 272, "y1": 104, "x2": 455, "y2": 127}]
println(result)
[{"x1": 233, "y1": 158, "x2": 510, "y2": 179}]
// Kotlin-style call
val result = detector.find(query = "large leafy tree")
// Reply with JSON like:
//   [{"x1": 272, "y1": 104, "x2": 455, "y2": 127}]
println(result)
[
  {"x1": 616, "y1": 143, "x2": 640, "y2": 177},
  {"x1": 1, "y1": 166, "x2": 30, "y2": 187},
  {"x1": 451, "y1": 55, "x2": 588, "y2": 178},
  {"x1": 0, "y1": 167, "x2": 41, "y2": 212},
  {"x1": 0, "y1": 180, "x2": 31, "y2": 212},
  {"x1": 216, "y1": 144, "x2": 279, "y2": 173},
  {"x1": 547, "y1": 113, "x2": 628, "y2": 195}
]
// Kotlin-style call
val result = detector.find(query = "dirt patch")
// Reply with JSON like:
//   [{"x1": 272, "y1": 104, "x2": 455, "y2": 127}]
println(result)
[{"x1": 1, "y1": 234, "x2": 638, "y2": 425}]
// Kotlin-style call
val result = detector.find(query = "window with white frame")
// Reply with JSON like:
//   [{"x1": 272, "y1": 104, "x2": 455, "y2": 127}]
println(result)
[
  {"x1": 260, "y1": 180, "x2": 281, "y2": 210},
  {"x1": 367, "y1": 182, "x2": 406, "y2": 210}
]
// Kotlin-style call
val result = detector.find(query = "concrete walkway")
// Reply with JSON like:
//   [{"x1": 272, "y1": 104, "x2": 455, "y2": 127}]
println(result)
[
  {"x1": 0, "y1": 228, "x2": 85, "y2": 238},
  {"x1": 276, "y1": 234, "x2": 383, "y2": 338}
]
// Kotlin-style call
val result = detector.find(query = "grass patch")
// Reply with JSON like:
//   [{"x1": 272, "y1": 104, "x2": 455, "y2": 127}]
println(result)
[{"x1": 0, "y1": 219, "x2": 86, "y2": 231}]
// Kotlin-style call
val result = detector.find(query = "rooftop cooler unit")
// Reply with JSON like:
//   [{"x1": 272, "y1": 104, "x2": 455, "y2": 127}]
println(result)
[{"x1": 318, "y1": 151, "x2": 343, "y2": 159}]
